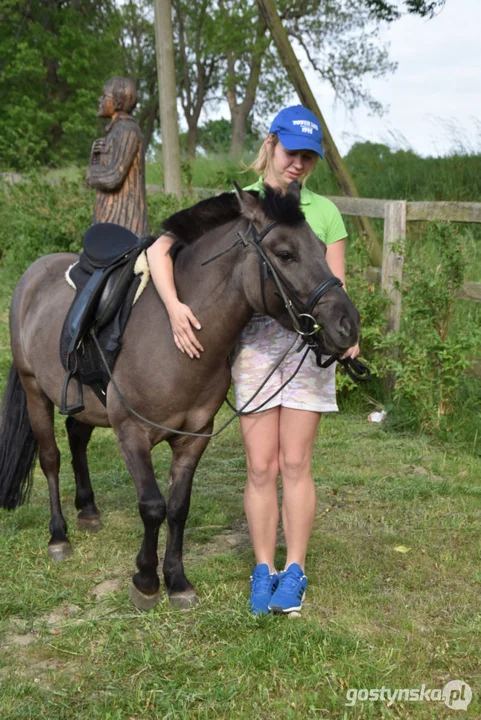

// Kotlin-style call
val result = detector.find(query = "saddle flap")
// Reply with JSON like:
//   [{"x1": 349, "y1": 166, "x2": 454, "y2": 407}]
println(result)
[
  {"x1": 96, "y1": 257, "x2": 139, "y2": 329},
  {"x1": 83, "y1": 223, "x2": 140, "y2": 267}
]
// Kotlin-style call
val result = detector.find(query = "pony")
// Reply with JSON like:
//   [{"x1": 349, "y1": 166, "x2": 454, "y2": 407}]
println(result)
[{"x1": 0, "y1": 182, "x2": 360, "y2": 609}]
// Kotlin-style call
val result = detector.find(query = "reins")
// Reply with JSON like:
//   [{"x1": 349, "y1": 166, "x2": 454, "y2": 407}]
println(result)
[{"x1": 90, "y1": 328, "x2": 311, "y2": 437}]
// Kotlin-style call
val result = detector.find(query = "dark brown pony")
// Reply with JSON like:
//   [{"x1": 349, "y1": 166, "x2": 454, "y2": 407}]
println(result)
[{"x1": 0, "y1": 183, "x2": 360, "y2": 609}]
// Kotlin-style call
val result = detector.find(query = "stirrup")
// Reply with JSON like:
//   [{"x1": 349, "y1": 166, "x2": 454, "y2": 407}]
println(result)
[{"x1": 59, "y1": 368, "x2": 85, "y2": 415}]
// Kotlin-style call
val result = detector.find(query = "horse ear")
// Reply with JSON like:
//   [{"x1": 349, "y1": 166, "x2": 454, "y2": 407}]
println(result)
[
  {"x1": 233, "y1": 182, "x2": 262, "y2": 221},
  {"x1": 286, "y1": 180, "x2": 301, "y2": 203}
]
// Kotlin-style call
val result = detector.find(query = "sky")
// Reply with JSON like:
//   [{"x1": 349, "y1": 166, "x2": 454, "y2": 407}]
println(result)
[{"x1": 303, "y1": 0, "x2": 481, "y2": 157}]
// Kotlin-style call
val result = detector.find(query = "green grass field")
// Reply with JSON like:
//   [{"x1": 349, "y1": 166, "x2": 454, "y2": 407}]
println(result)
[
  {"x1": 1, "y1": 149, "x2": 480, "y2": 716},
  {"x1": 0, "y1": 257, "x2": 480, "y2": 718}
]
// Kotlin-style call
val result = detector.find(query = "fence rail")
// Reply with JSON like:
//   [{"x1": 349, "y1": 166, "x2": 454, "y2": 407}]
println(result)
[{"x1": 315, "y1": 196, "x2": 481, "y2": 380}]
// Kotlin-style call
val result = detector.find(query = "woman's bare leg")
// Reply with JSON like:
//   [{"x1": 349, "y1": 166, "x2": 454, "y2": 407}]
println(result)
[
  {"x1": 278, "y1": 408, "x2": 321, "y2": 570},
  {"x1": 240, "y1": 407, "x2": 280, "y2": 571}
]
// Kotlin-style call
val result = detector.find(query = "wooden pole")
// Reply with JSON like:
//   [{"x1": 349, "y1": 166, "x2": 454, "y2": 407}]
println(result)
[
  {"x1": 382, "y1": 200, "x2": 406, "y2": 333},
  {"x1": 153, "y1": 0, "x2": 182, "y2": 200},
  {"x1": 256, "y1": 0, "x2": 383, "y2": 267}
]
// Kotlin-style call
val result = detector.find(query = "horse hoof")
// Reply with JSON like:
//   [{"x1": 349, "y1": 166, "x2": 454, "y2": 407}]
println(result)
[
  {"x1": 77, "y1": 516, "x2": 102, "y2": 532},
  {"x1": 130, "y1": 584, "x2": 160, "y2": 611},
  {"x1": 48, "y1": 542, "x2": 73, "y2": 562},
  {"x1": 169, "y1": 590, "x2": 199, "y2": 609}
]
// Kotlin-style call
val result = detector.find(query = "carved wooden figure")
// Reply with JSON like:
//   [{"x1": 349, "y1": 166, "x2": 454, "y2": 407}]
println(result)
[{"x1": 86, "y1": 77, "x2": 148, "y2": 237}]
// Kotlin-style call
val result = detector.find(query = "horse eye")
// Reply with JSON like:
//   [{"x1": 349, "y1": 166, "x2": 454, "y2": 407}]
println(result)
[{"x1": 276, "y1": 251, "x2": 295, "y2": 263}]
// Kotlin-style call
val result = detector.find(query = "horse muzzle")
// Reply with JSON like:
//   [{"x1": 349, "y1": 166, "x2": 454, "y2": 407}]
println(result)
[{"x1": 315, "y1": 301, "x2": 361, "y2": 355}]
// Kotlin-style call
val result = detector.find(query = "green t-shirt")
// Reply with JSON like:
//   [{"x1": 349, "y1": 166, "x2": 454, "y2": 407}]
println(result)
[{"x1": 243, "y1": 176, "x2": 347, "y2": 245}]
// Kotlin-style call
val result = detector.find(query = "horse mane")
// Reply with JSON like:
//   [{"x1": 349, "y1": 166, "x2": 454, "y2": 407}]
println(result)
[{"x1": 161, "y1": 184, "x2": 305, "y2": 262}]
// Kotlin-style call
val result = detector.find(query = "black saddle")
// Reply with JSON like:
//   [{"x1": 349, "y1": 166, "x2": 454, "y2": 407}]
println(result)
[{"x1": 59, "y1": 223, "x2": 156, "y2": 415}]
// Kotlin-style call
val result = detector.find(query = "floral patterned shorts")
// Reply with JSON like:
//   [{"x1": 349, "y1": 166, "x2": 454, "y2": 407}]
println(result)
[{"x1": 231, "y1": 316, "x2": 338, "y2": 414}]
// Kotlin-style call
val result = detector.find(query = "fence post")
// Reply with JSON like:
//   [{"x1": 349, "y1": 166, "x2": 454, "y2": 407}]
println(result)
[{"x1": 382, "y1": 201, "x2": 406, "y2": 333}]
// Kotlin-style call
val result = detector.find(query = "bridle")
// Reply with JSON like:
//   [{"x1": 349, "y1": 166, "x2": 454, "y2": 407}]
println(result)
[
  {"x1": 202, "y1": 216, "x2": 370, "y2": 383},
  {"x1": 202, "y1": 218, "x2": 342, "y2": 352}
]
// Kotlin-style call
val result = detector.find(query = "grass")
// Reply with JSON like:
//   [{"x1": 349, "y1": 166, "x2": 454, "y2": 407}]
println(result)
[
  {"x1": 0, "y1": 264, "x2": 480, "y2": 719},
  {"x1": 1, "y1": 150, "x2": 480, "y2": 715}
]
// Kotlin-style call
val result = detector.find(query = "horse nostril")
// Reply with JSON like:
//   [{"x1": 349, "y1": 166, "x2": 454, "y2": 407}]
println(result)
[{"x1": 338, "y1": 315, "x2": 352, "y2": 336}]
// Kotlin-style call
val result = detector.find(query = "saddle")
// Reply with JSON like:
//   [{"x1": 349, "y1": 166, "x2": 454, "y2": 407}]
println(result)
[{"x1": 59, "y1": 222, "x2": 155, "y2": 415}]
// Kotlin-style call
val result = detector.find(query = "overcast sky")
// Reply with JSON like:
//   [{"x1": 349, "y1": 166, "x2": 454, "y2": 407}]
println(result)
[{"x1": 305, "y1": 0, "x2": 481, "y2": 157}]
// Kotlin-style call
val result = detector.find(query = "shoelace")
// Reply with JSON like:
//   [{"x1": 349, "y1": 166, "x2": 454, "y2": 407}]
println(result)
[
  {"x1": 278, "y1": 569, "x2": 305, "y2": 591},
  {"x1": 251, "y1": 573, "x2": 276, "y2": 594}
]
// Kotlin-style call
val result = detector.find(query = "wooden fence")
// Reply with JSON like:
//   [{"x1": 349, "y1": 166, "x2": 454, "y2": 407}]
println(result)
[{"x1": 321, "y1": 196, "x2": 481, "y2": 333}]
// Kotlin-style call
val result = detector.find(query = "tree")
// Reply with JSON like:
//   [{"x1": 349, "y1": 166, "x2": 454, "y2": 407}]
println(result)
[
  {"x1": 215, "y1": 0, "x2": 396, "y2": 157},
  {"x1": 196, "y1": 117, "x2": 263, "y2": 154},
  {"x1": 172, "y1": 0, "x2": 225, "y2": 158},
  {"x1": 216, "y1": 0, "x2": 270, "y2": 157},
  {"x1": 364, "y1": 0, "x2": 446, "y2": 20},
  {"x1": 0, "y1": 0, "x2": 125, "y2": 169}
]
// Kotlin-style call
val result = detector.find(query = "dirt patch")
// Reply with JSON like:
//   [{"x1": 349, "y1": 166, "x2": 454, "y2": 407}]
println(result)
[
  {"x1": 92, "y1": 579, "x2": 122, "y2": 599},
  {"x1": 2, "y1": 633, "x2": 38, "y2": 647},
  {"x1": 184, "y1": 521, "x2": 252, "y2": 561}
]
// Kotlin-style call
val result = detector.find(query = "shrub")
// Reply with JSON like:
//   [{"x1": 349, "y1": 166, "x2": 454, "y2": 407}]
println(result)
[
  {"x1": 0, "y1": 175, "x2": 92, "y2": 273},
  {"x1": 379, "y1": 222, "x2": 481, "y2": 436},
  {"x1": 0, "y1": 175, "x2": 194, "y2": 274}
]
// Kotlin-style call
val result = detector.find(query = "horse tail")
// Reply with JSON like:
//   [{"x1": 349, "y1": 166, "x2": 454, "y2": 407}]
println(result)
[{"x1": 0, "y1": 363, "x2": 38, "y2": 509}]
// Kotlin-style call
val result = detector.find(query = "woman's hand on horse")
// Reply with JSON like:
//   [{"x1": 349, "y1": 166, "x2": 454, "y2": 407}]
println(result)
[
  {"x1": 341, "y1": 343, "x2": 360, "y2": 360},
  {"x1": 168, "y1": 302, "x2": 204, "y2": 359}
]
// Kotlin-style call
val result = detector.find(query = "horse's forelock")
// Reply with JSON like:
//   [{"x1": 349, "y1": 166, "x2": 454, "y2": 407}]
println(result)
[
  {"x1": 163, "y1": 185, "x2": 305, "y2": 263},
  {"x1": 260, "y1": 184, "x2": 305, "y2": 227}
]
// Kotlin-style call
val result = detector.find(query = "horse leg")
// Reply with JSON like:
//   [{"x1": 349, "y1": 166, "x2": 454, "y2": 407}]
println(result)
[
  {"x1": 65, "y1": 417, "x2": 102, "y2": 532},
  {"x1": 116, "y1": 422, "x2": 166, "y2": 610},
  {"x1": 163, "y1": 431, "x2": 211, "y2": 608},
  {"x1": 22, "y1": 375, "x2": 72, "y2": 561}
]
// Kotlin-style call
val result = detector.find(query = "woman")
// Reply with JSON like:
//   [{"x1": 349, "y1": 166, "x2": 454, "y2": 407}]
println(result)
[{"x1": 147, "y1": 105, "x2": 359, "y2": 615}]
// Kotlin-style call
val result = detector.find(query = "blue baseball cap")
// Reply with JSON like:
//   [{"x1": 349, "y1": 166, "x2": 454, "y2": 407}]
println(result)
[{"x1": 269, "y1": 105, "x2": 324, "y2": 158}]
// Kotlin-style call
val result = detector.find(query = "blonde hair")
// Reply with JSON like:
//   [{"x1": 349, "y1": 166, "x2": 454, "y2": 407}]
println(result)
[
  {"x1": 242, "y1": 133, "x2": 279, "y2": 176},
  {"x1": 242, "y1": 132, "x2": 318, "y2": 185}
]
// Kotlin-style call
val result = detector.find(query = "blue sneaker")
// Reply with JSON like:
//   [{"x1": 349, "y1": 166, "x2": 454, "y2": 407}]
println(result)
[
  {"x1": 268, "y1": 562, "x2": 307, "y2": 614},
  {"x1": 249, "y1": 564, "x2": 279, "y2": 615}
]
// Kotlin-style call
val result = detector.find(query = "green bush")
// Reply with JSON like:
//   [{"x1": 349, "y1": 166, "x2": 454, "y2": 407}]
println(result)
[
  {"x1": 0, "y1": 176, "x2": 92, "y2": 273},
  {"x1": 337, "y1": 233, "x2": 390, "y2": 396},
  {"x1": 2, "y1": 172, "x2": 479, "y2": 451},
  {"x1": 0, "y1": 175, "x2": 196, "y2": 275},
  {"x1": 379, "y1": 223, "x2": 481, "y2": 439}
]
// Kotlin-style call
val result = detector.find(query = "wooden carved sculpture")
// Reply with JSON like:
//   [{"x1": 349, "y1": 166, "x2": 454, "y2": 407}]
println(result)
[{"x1": 86, "y1": 77, "x2": 148, "y2": 237}]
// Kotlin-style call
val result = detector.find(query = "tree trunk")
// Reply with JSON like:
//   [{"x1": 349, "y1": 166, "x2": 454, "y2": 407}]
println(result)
[
  {"x1": 187, "y1": 122, "x2": 197, "y2": 158},
  {"x1": 230, "y1": 108, "x2": 248, "y2": 158},
  {"x1": 225, "y1": 5, "x2": 267, "y2": 158},
  {"x1": 153, "y1": 0, "x2": 182, "y2": 199},
  {"x1": 138, "y1": 103, "x2": 158, "y2": 154}
]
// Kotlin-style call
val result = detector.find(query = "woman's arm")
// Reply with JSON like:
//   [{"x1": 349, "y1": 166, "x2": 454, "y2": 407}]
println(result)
[
  {"x1": 325, "y1": 238, "x2": 346, "y2": 288},
  {"x1": 147, "y1": 236, "x2": 204, "y2": 359},
  {"x1": 325, "y1": 238, "x2": 360, "y2": 360}
]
